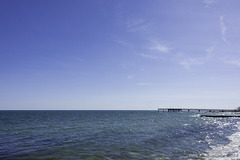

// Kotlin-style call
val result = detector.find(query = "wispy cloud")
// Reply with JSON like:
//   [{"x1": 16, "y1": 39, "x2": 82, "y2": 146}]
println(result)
[
  {"x1": 111, "y1": 35, "x2": 132, "y2": 48},
  {"x1": 136, "y1": 83, "x2": 156, "y2": 86},
  {"x1": 114, "y1": 38, "x2": 129, "y2": 47},
  {"x1": 225, "y1": 59, "x2": 240, "y2": 66},
  {"x1": 126, "y1": 18, "x2": 146, "y2": 28},
  {"x1": 138, "y1": 40, "x2": 172, "y2": 62},
  {"x1": 139, "y1": 40, "x2": 172, "y2": 60},
  {"x1": 180, "y1": 58, "x2": 206, "y2": 70},
  {"x1": 219, "y1": 16, "x2": 228, "y2": 43},
  {"x1": 203, "y1": 0, "x2": 215, "y2": 8},
  {"x1": 149, "y1": 42, "x2": 171, "y2": 54},
  {"x1": 126, "y1": 18, "x2": 150, "y2": 32},
  {"x1": 140, "y1": 53, "x2": 159, "y2": 59},
  {"x1": 179, "y1": 46, "x2": 215, "y2": 70}
]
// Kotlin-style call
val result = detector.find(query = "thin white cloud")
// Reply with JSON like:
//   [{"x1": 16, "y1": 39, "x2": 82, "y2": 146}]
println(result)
[
  {"x1": 180, "y1": 58, "x2": 206, "y2": 70},
  {"x1": 136, "y1": 83, "x2": 155, "y2": 86},
  {"x1": 114, "y1": 39, "x2": 129, "y2": 47},
  {"x1": 111, "y1": 35, "x2": 132, "y2": 48},
  {"x1": 126, "y1": 18, "x2": 147, "y2": 28},
  {"x1": 149, "y1": 43, "x2": 170, "y2": 54},
  {"x1": 226, "y1": 59, "x2": 240, "y2": 66},
  {"x1": 203, "y1": 0, "x2": 215, "y2": 8},
  {"x1": 179, "y1": 46, "x2": 215, "y2": 70},
  {"x1": 140, "y1": 53, "x2": 158, "y2": 59},
  {"x1": 219, "y1": 16, "x2": 228, "y2": 43},
  {"x1": 126, "y1": 18, "x2": 150, "y2": 32}
]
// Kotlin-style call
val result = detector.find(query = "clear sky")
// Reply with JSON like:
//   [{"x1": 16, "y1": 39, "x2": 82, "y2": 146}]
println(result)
[{"x1": 0, "y1": 0, "x2": 240, "y2": 110}]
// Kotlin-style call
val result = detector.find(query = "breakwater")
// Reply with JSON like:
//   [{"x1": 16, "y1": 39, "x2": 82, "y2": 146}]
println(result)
[{"x1": 158, "y1": 108, "x2": 239, "y2": 112}]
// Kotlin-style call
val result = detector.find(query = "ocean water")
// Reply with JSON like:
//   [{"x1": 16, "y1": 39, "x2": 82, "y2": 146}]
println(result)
[{"x1": 1, "y1": 111, "x2": 240, "y2": 160}]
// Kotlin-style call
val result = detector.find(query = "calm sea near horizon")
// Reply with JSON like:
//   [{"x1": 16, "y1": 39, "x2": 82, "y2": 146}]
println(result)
[{"x1": 1, "y1": 110, "x2": 240, "y2": 160}]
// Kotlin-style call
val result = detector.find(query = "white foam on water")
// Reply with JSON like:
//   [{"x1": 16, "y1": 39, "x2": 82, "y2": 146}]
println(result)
[
  {"x1": 203, "y1": 122, "x2": 240, "y2": 160},
  {"x1": 190, "y1": 114, "x2": 201, "y2": 118}
]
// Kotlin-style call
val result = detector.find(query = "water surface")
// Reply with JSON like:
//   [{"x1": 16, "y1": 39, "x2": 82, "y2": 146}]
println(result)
[{"x1": 1, "y1": 110, "x2": 240, "y2": 159}]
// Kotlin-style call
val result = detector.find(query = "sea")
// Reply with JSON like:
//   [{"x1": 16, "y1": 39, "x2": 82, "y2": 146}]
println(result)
[{"x1": 1, "y1": 110, "x2": 240, "y2": 160}]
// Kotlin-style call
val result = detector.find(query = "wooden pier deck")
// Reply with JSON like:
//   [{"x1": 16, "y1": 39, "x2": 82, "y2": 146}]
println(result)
[{"x1": 158, "y1": 108, "x2": 238, "y2": 112}]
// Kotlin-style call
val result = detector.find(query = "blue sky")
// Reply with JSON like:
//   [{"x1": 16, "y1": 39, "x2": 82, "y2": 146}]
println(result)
[{"x1": 0, "y1": 0, "x2": 240, "y2": 110}]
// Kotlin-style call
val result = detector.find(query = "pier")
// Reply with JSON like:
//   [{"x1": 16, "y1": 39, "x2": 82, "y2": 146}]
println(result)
[{"x1": 158, "y1": 108, "x2": 239, "y2": 112}]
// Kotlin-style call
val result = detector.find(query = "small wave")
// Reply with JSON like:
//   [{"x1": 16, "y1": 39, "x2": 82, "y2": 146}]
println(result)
[
  {"x1": 203, "y1": 131, "x2": 240, "y2": 160},
  {"x1": 190, "y1": 114, "x2": 201, "y2": 117}
]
